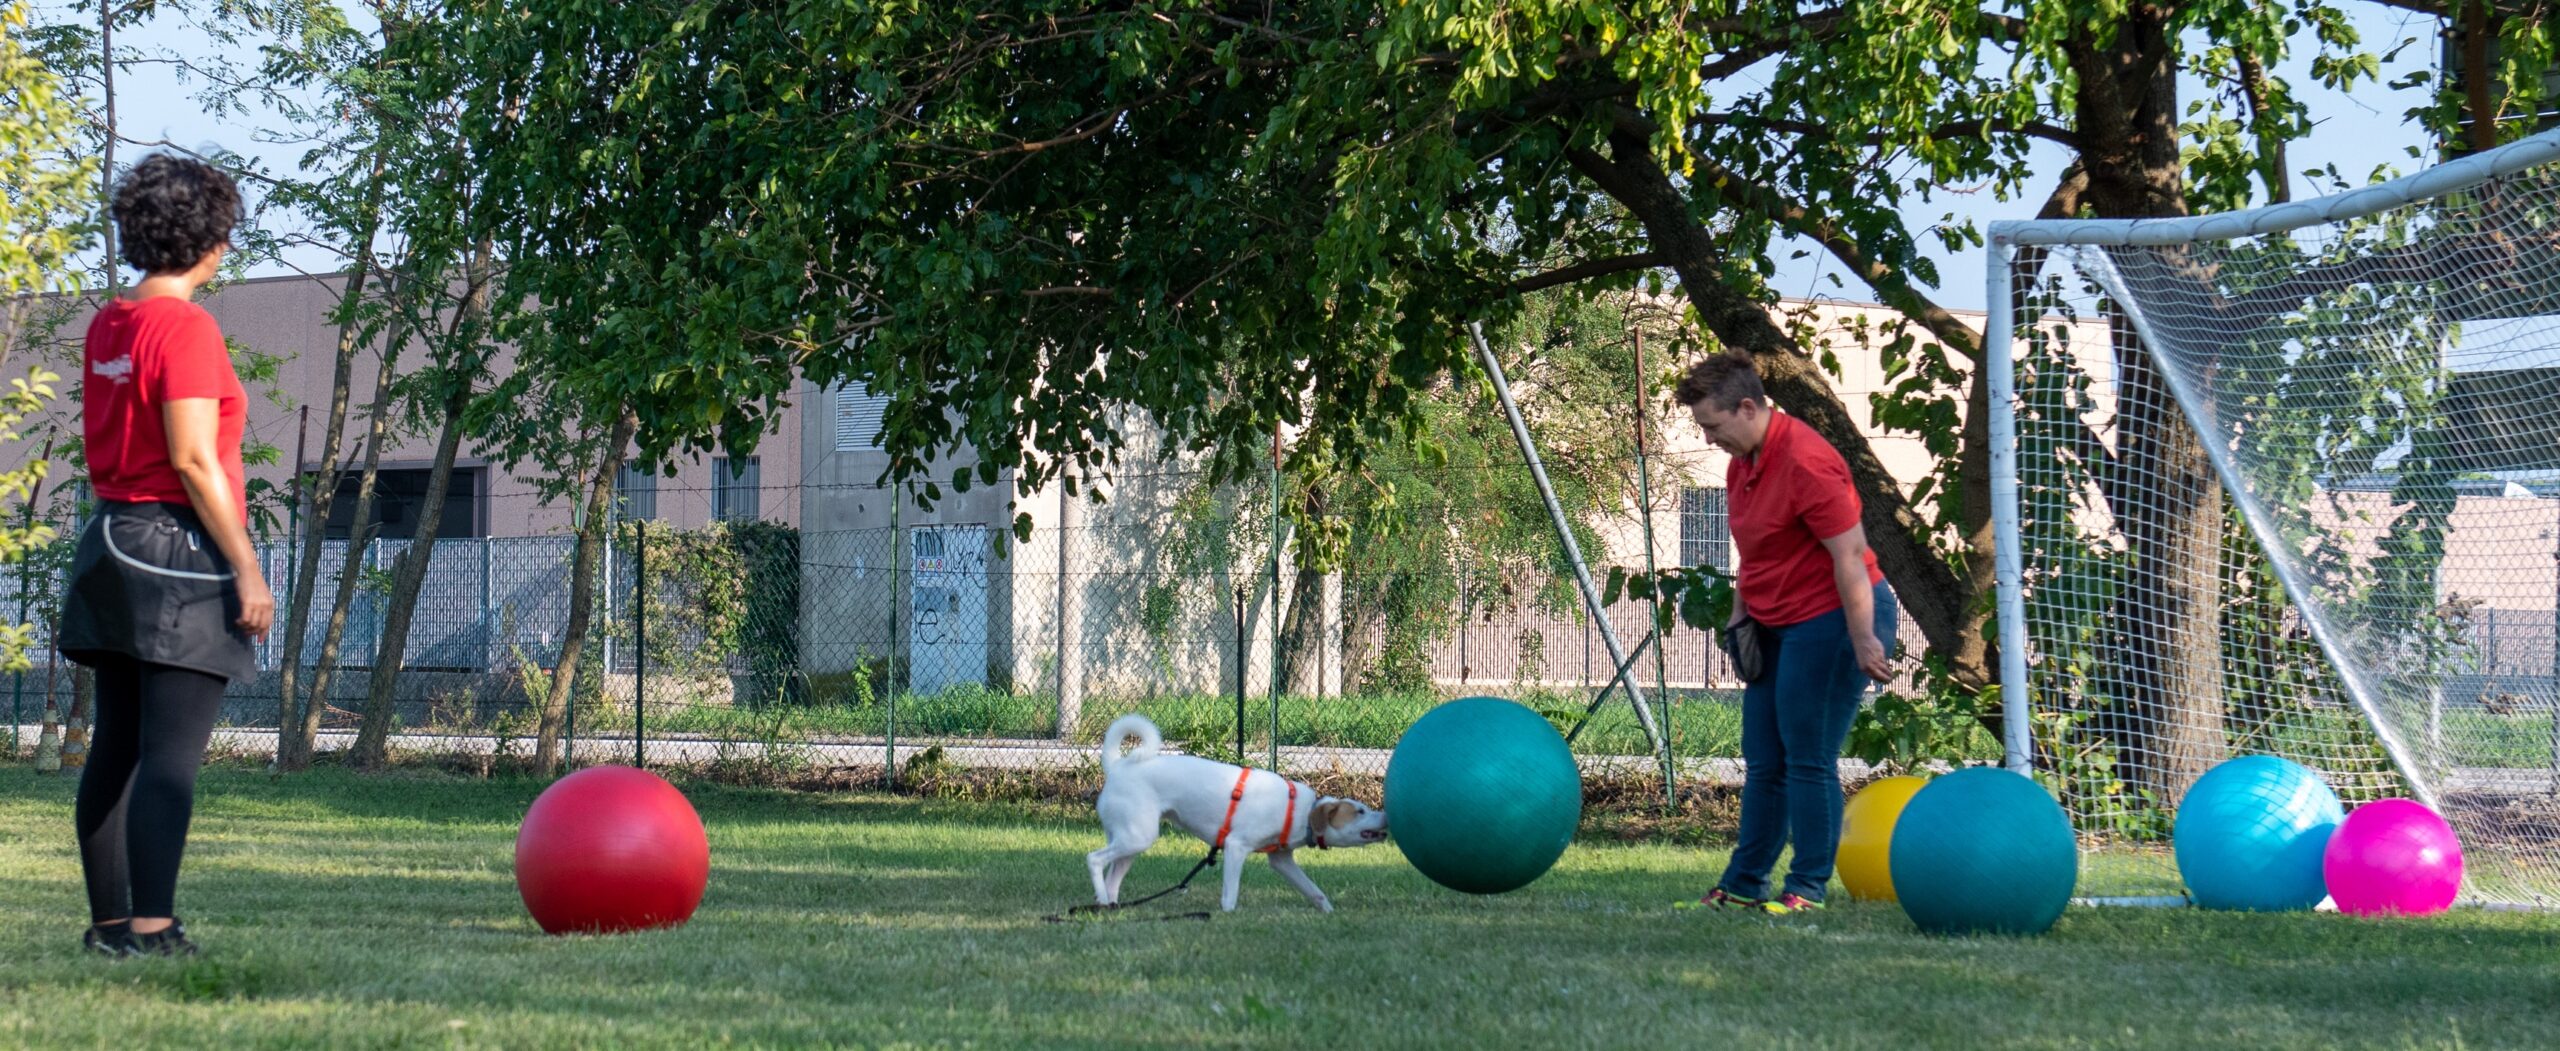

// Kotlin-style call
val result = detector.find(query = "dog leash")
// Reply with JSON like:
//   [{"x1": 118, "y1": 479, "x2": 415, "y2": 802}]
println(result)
[{"x1": 1043, "y1": 850, "x2": 1221, "y2": 923}]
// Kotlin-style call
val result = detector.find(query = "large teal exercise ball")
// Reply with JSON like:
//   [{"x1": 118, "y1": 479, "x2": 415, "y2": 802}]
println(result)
[
  {"x1": 1383, "y1": 697, "x2": 1582, "y2": 894},
  {"x1": 1889, "y1": 767, "x2": 2078, "y2": 935},
  {"x1": 2173, "y1": 754, "x2": 2342, "y2": 911}
]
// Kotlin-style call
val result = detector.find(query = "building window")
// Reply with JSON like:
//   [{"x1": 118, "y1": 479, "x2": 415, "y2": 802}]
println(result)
[
  {"x1": 835, "y1": 381, "x2": 887, "y2": 452},
  {"x1": 713, "y1": 456, "x2": 760, "y2": 521},
  {"x1": 615, "y1": 462, "x2": 658, "y2": 520},
  {"x1": 317, "y1": 466, "x2": 483, "y2": 540},
  {"x1": 1679, "y1": 486, "x2": 1729, "y2": 571}
]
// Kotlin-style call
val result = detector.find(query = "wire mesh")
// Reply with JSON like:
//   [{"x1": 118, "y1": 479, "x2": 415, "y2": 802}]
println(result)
[
  {"x1": 2003, "y1": 163, "x2": 2560, "y2": 904},
  {"x1": 2, "y1": 460, "x2": 1821, "y2": 790}
]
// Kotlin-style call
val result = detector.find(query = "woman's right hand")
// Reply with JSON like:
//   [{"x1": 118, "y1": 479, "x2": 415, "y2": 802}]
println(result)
[{"x1": 236, "y1": 573, "x2": 276, "y2": 642}]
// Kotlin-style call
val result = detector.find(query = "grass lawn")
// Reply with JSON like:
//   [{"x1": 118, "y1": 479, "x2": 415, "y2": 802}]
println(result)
[{"x1": 3, "y1": 765, "x2": 2554, "y2": 1050}]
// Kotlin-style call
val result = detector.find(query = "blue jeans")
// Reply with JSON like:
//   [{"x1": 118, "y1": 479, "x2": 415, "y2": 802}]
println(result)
[{"x1": 1716, "y1": 581, "x2": 1899, "y2": 903}]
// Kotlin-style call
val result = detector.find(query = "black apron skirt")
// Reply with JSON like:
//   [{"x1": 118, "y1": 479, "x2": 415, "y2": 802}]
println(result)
[{"x1": 56, "y1": 500, "x2": 257, "y2": 683}]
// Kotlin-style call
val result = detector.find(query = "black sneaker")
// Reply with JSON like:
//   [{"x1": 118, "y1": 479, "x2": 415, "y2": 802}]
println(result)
[
  {"x1": 128, "y1": 920, "x2": 198, "y2": 957},
  {"x1": 82, "y1": 923, "x2": 132, "y2": 957}
]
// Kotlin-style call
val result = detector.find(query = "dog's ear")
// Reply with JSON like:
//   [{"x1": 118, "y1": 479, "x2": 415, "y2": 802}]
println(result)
[{"x1": 1315, "y1": 800, "x2": 1359, "y2": 830}]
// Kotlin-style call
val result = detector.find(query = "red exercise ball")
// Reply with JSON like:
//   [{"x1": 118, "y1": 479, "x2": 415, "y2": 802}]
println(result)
[{"x1": 515, "y1": 765, "x2": 710, "y2": 935}]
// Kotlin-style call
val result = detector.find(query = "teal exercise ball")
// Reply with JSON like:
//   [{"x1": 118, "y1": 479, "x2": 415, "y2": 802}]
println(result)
[
  {"x1": 1383, "y1": 697, "x2": 1582, "y2": 894},
  {"x1": 2173, "y1": 755, "x2": 2342, "y2": 911},
  {"x1": 1889, "y1": 767, "x2": 2077, "y2": 935}
]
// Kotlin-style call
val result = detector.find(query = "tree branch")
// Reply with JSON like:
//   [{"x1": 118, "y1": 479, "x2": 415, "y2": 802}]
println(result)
[{"x1": 1509, "y1": 252, "x2": 1665, "y2": 295}]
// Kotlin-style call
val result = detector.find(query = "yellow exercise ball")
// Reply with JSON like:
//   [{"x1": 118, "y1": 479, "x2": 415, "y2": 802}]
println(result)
[{"x1": 1837, "y1": 775, "x2": 1929, "y2": 902}]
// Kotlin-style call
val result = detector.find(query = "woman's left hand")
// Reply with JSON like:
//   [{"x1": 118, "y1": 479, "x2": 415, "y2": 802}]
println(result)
[{"x1": 1852, "y1": 633, "x2": 1892, "y2": 683}]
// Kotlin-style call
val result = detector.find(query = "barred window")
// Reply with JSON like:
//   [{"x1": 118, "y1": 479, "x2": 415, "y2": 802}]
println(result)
[
  {"x1": 614, "y1": 463, "x2": 658, "y2": 520},
  {"x1": 713, "y1": 456, "x2": 761, "y2": 521},
  {"x1": 1679, "y1": 486, "x2": 1729, "y2": 571}
]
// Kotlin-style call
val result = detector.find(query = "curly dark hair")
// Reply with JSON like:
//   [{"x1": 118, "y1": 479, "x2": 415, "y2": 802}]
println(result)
[
  {"x1": 1672, "y1": 350, "x2": 1766, "y2": 412},
  {"x1": 112, "y1": 154, "x2": 241, "y2": 275}
]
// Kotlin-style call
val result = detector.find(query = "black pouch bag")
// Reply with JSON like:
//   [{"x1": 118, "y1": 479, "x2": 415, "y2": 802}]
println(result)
[{"x1": 1718, "y1": 615, "x2": 1770, "y2": 684}]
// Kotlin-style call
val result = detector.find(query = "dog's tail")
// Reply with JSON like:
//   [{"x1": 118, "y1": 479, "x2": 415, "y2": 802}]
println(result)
[{"x1": 1100, "y1": 714, "x2": 1162, "y2": 772}]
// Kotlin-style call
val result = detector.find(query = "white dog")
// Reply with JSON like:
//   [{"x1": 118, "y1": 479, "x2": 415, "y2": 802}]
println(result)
[{"x1": 1088, "y1": 714, "x2": 1390, "y2": 913}]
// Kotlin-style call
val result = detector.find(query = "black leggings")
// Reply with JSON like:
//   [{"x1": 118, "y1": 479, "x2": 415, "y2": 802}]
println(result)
[{"x1": 74, "y1": 656, "x2": 226, "y2": 923}]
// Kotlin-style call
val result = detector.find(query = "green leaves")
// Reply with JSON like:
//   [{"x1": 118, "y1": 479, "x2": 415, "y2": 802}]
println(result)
[
  {"x1": 1, "y1": 0, "x2": 89, "y2": 675},
  {"x1": 1605, "y1": 563, "x2": 1733, "y2": 637}
]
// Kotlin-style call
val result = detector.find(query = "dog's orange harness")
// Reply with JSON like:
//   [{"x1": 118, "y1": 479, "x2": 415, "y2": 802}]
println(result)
[{"x1": 1212, "y1": 767, "x2": 1302, "y2": 855}]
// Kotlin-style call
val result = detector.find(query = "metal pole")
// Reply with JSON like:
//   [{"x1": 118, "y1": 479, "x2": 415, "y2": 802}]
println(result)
[
  {"x1": 1986, "y1": 238, "x2": 2035, "y2": 773},
  {"x1": 634, "y1": 519, "x2": 646, "y2": 770},
  {"x1": 1566, "y1": 630, "x2": 1659, "y2": 744},
  {"x1": 1269, "y1": 424, "x2": 1283, "y2": 770},
  {"x1": 1632, "y1": 328, "x2": 1674, "y2": 807},
  {"x1": 1235, "y1": 584, "x2": 1248, "y2": 763},
  {"x1": 887, "y1": 498, "x2": 902, "y2": 787},
  {"x1": 1054, "y1": 479, "x2": 1073, "y2": 737},
  {"x1": 480, "y1": 538, "x2": 494, "y2": 680},
  {"x1": 1469, "y1": 322, "x2": 1663, "y2": 750},
  {"x1": 601, "y1": 498, "x2": 615, "y2": 688}
]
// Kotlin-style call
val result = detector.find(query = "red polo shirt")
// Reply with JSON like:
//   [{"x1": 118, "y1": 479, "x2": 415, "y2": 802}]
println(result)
[
  {"x1": 1727, "y1": 411, "x2": 1882, "y2": 627},
  {"x1": 82, "y1": 297, "x2": 248, "y2": 525}
]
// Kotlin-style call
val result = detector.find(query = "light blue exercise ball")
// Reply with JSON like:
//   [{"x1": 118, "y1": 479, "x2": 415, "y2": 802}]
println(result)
[{"x1": 2173, "y1": 755, "x2": 2343, "y2": 911}]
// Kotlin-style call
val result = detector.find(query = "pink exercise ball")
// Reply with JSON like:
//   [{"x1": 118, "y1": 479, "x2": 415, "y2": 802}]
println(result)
[{"x1": 2321, "y1": 798, "x2": 2462, "y2": 917}]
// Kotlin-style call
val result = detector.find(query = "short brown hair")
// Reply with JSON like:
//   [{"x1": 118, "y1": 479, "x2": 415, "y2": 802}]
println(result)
[{"x1": 1673, "y1": 351, "x2": 1765, "y2": 412}]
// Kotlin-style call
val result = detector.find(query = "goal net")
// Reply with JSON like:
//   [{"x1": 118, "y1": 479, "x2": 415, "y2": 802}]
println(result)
[{"x1": 1989, "y1": 133, "x2": 2560, "y2": 906}]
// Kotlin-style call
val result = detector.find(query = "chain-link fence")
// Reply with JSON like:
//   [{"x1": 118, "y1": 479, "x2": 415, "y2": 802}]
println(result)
[{"x1": 5, "y1": 452, "x2": 1936, "y2": 800}]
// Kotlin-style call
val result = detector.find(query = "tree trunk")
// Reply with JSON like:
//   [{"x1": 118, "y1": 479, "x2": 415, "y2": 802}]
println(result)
[
  {"x1": 536, "y1": 410, "x2": 637, "y2": 775},
  {"x1": 274, "y1": 192, "x2": 383, "y2": 768},
  {"x1": 62, "y1": 666, "x2": 92, "y2": 771},
  {"x1": 289, "y1": 332, "x2": 405, "y2": 767},
  {"x1": 2068, "y1": 17, "x2": 2227, "y2": 800},
  {"x1": 351, "y1": 239, "x2": 498, "y2": 769},
  {"x1": 1274, "y1": 485, "x2": 1330, "y2": 696},
  {"x1": 347, "y1": 381, "x2": 469, "y2": 768},
  {"x1": 1339, "y1": 581, "x2": 1377, "y2": 693}
]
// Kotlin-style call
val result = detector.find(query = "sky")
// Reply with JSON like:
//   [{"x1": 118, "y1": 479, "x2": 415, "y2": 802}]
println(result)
[{"x1": 67, "y1": 2, "x2": 2453, "y2": 314}]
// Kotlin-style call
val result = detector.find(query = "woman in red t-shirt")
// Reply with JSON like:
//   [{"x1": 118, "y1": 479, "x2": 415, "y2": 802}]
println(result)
[
  {"x1": 1674, "y1": 351, "x2": 1899, "y2": 916},
  {"x1": 55, "y1": 154, "x2": 271, "y2": 958}
]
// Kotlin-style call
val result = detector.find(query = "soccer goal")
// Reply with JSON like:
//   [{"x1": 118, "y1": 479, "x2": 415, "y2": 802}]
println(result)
[{"x1": 1987, "y1": 131, "x2": 2560, "y2": 907}]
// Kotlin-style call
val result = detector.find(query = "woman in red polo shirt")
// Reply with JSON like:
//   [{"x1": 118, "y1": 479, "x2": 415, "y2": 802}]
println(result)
[
  {"x1": 1675, "y1": 351, "x2": 1897, "y2": 915},
  {"x1": 56, "y1": 154, "x2": 271, "y2": 958}
]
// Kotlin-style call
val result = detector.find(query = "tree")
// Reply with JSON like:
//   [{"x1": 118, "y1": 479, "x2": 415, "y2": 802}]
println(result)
[
  {"x1": 251, "y1": 2, "x2": 416, "y2": 770},
  {"x1": 1, "y1": 0, "x2": 95, "y2": 696},
  {"x1": 440, "y1": 0, "x2": 2467, "y2": 798}
]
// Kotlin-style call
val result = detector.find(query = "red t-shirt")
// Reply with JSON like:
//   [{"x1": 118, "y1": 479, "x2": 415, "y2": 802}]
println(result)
[
  {"x1": 1727, "y1": 411, "x2": 1883, "y2": 627},
  {"x1": 82, "y1": 297, "x2": 248, "y2": 525}
]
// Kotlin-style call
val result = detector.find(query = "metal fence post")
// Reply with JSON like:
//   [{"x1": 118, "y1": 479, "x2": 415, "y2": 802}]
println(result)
[
  {"x1": 1234, "y1": 584, "x2": 1248, "y2": 762},
  {"x1": 634, "y1": 519, "x2": 646, "y2": 770},
  {"x1": 367, "y1": 538, "x2": 384, "y2": 666},
  {"x1": 480, "y1": 539, "x2": 494, "y2": 675},
  {"x1": 887, "y1": 508, "x2": 902, "y2": 788},
  {"x1": 1268, "y1": 432, "x2": 1283, "y2": 771},
  {"x1": 563, "y1": 535, "x2": 578, "y2": 772}
]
